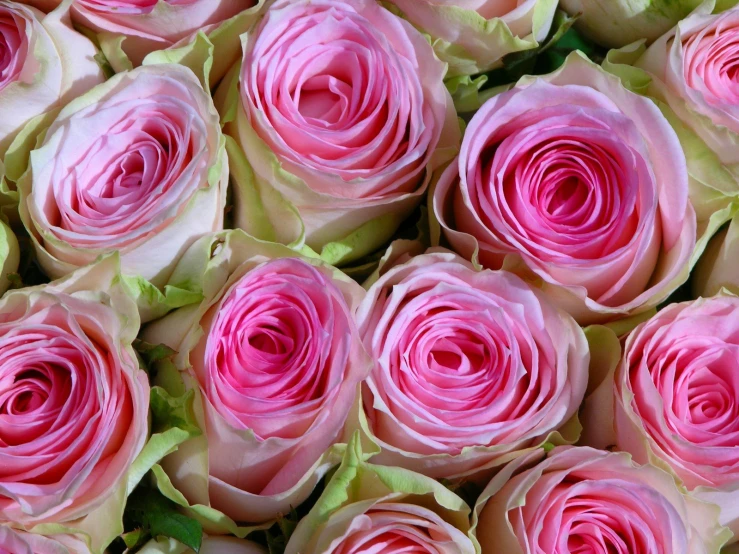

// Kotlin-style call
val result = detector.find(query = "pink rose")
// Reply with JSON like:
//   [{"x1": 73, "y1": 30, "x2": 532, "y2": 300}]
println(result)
[
  {"x1": 386, "y1": 0, "x2": 556, "y2": 76},
  {"x1": 355, "y1": 250, "x2": 588, "y2": 480},
  {"x1": 220, "y1": 0, "x2": 459, "y2": 262},
  {"x1": 0, "y1": 528, "x2": 90, "y2": 554},
  {"x1": 19, "y1": 63, "x2": 227, "y2": 288},
  {"x1": 605, "y1": 296, "x2": 739, "y2": 538},
  {"x1": 621, "y1": 5, "x2": 739, "y2": 229},
  {"x1": 27, "y1": 0, "x2": 257, "y2": 72},
  {"x1": 144, "y1": 230, "x2": 371, "y2": 524},
  {"x1": 0, "y1": 1, "x2": 103, "y2": 156},
  {"x1": 434, "y1": 53, "x2": 696, "y2": 324},
  {"x1": 474, "y1": 447, "x2": 730, "y2": 554},
  {"x1": 0, "y1": 257, "x2": 149, "y2": 550}
]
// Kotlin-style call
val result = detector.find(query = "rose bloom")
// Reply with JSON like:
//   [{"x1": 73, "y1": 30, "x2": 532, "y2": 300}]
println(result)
[
  {"x1": 434, "y1": 53, "x2": 696, "y2": 325},
  {"x1": 284, "y1": 435, "x2": 475, "y2": 554},
  {"x1": 0, "y1": 527, "x2": 90, "y2": 554},
  {"x1": 475, "y1": 447, "x2": 730, "y2": 554},
  {"x1": 356, "y1": 250, "x2": 588, "y2": 480},
  {"x1": 139, "y1": 536, "x2": 266, "y2": 554},
  {"x1": 19, "y1": 63, "x2": 227, "y2": 288},
  {"x1": 0, "y1": 257, "x2": 149, "y2": 551},
  {"x1": 0, "y1": 1, "x2": 103, "y2": 156},
  {"x1": 559, "y1": 0, "x2": 706, "y2": 48},
  {"x1": 221, "y1": 0, "x2": 459, "y2": 261},
  {"x1": 624, "y1": 4, "x2": 739, "y2": 229},
  {"x1": 605, "y1": 296, "x2": 739, "y2": 538},
  {"x1": 24, "y1": 0, "x2": 256, "y2": 73},
  {"x1": 386, "y1": 0, "x2": 556, "y2": 76},
  {"x1": 144, "y1": 230, "x2": 371, "y2": 523}
]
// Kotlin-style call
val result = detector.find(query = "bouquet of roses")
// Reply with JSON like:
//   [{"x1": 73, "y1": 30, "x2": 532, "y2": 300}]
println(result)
[{"x1": 2, "y1": 0, "x2": 739, "y2": 553}]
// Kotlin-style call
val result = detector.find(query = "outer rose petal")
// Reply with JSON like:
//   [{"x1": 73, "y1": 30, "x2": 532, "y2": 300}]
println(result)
[
  {"x1": 386, "y1": 0, "x2": 556, "y2": 76},
  {"x1": 0, "y1": 1, "x2": 104, "y2": 156},
  {"x1": 19, "y1": 63, "x2": 227, "y2": 289},
  {"x1": 144, "y1": 230, "x2": 372, "y2": 524},
  {"x1": 473, "y1": 447, "x2": 730, "y2": 554},
  {"x1": 355, "y1": 250, "x2": 589, "y2": 481}
]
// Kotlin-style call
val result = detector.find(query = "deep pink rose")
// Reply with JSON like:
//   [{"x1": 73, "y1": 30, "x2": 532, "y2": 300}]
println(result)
[
  {"x1": 0, "y1": 258, "x2": 149, "y2": 540},
  {"x1": 0, "y1": 1, "x2": 103, "y2": 156},
  {"x1": 145, "y1": 231, "x2": 371, "y2": 523},
  {"x1": 222, "y1": 0, "x2": 459, "y2": 259},
  {"x1": 434, "y1": 53, "x2": 696, "y2": 325},
  {"x1": 356, "y1": 250, "x2": 588, "y2": 480},
  {"x1": 475, "y1": 447, "x2": 730, "y2": 554},
  {"x1": 610, "y1": 296, "x2": 739, "y2": 538},
  {"x1": 20, "y1": 63, "x2": 227, "y2": 288}
]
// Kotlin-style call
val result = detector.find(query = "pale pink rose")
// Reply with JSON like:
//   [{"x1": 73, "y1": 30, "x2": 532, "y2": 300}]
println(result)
[
  {"x1": 356, "y1": 250, "x2": 588, "y2": 480},
  {"x1": 25, "y1": 0, "x2": 255, "y2": 67},
  {"x1": 19, "y1": 63, "x2": 227, "y2": 288},
  {"x1": 386, "y1": 0, "x2": 556, "y2": 76},
  {"x1": 0, "y1": 1, "x2": 103, "y2": 156},
  {"x1": 609, "y1": 296, "x2": 739, "y2": 538},
  {"x1": 0, "y1": 527, "x2": 90, "y2": 554},
  {"x1": 223, "y1": 0, "x2": 459, "y2": 259},
  {"x1": 144, "y1": 231, "x2": 371, "y2": 523},
  {"x1": 434, "y1": 53, "x2": 696, "y2": 324},
  {"x1": 0, "y1": 258, "x2": 149, "y2": 532},
  {"x1": 631, "y1": 5, "x2": 739, "y2": 226},
  {"x1": 475, "y1": 447, "x2": 730, "y2": 554}
]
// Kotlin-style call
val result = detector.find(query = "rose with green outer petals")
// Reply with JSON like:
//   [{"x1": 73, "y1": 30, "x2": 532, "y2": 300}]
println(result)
[
  {"x1": 218, "y1": 0, "x2": 460, "y2": 267},
  {"x1": 354, "y1": 250, "x2": 588, "y2": 481},
  {"x1": 144, "y1": 229, "x2": 372, "y2": 524},
  {"x1": 604, "y1": 2, "x2": 739, "y2": 243},
  {"x1": 386, "y1": 0, "x2": 556, "y2": 77},
  {"x1": 18, "y1": 62, "x2": 227, "y2": 296},
  {"x1": 0, "y1": 256, "x2": 149, "y2": 554},
  {"x1": 473, "y1": 446, "x2": 731, "y2": 554},
  {"x1": 284, "y1": 433, "x2": 475, "y2": 554},
  {"x1": 559, "y1": 0, "x2": 738, "y2": 48}
]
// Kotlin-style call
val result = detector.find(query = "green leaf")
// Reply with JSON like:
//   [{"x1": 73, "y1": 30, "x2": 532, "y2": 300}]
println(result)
[
  {"x1": 126, "y1": 487, "x2": 203, "y2": 553},
  {"x1": 121, "y1": 529, "x2": 146, "y2": 550}
]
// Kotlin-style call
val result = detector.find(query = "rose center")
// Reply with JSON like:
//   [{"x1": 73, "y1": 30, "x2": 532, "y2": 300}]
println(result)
[
  {"x1": 0, "y1": 10, "x2": 22, "y2": 91},
  {"x1": 247, "y1": 325, "x2": 294, "y2": 357}
]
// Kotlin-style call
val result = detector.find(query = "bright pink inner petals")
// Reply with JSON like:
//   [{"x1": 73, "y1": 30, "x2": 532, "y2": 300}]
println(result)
[
  {"x1": 0, "y1": 303, "x2": 134, "y2": 505},
  {"x1": 0, "y1": 6, "x2": 26, "y2": 93},
  {"x1": 205, "y1": 258, "x2": 352, "y2": 441},
  {"x1": 241, "y1": 0, "x2": 440, "y2": 197},
  {"x1": 623, "y1": 298, "x2": 739, "y2": 488},
  {"x1": 684, "y1": 18, "x2": 739, "y2": 106}
]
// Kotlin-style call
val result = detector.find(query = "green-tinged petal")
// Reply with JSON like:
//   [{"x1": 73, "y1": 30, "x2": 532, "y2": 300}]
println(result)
[
  {"x1": 126, "y1": 385, "x2": 202, "y2": 495},
  {"x1": 143, "y1": 31, "x2": 214, "y2": 90},
  {"x1": 579, "y1": 325, "x2": 622, "y2": 449},
  {"x1": 123, "y1": 274, "x2": 203, "y2": 324},
  {"x1": 318, "y1": 212, "x2": 404, "y2": 267},
  {"x1": 0, "y1": 219, "x2": 19, "y2": 295},
  {"x1": 693, "y1": 202, "x2": 739, "y2": 297},
  {"x1": 286, "y1": 433, "x2": 472, "y2": 554},
  {"x1": 152, "y1": 465, "x2": 269, "y2": 538},
  {"x1": 3, "y1": 108, "x2": 60, "y2": 184},
  {"x1": 97, "y1": 32, "x2": 134, "y2": 73},
  {"x1": 224, "y1": 135, "x2": 304, "y2": 246}
]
